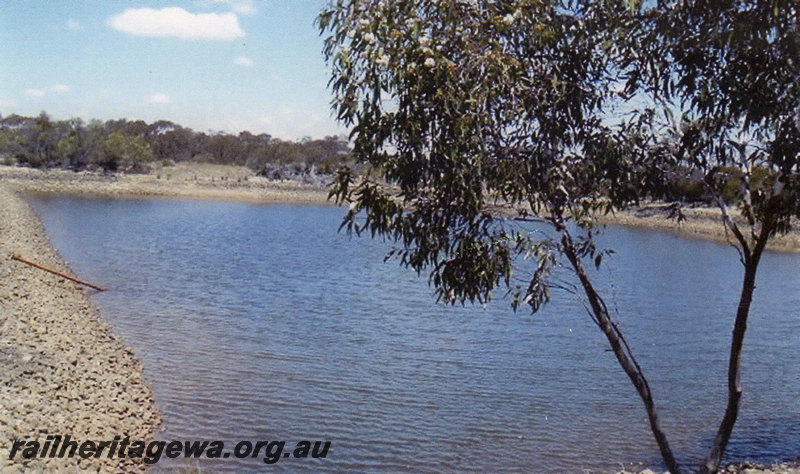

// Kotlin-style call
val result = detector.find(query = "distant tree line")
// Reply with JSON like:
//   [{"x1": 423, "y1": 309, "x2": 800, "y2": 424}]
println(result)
[
  {"x1": 0, "y1": 112, "x2": 772, "y2": 203},
  {"x1": 0, "y1": 112, "x2": 351, "y2": 176}
]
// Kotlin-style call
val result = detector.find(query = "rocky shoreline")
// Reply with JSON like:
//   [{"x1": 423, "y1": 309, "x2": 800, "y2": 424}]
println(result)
[
  {"x1": 0, "y1": 163, "x2": 330, "y2": 205},
  {"x1": 0, "y1": 183, "x2": 161, "y2": 471},
  {"x1": 620, "y1": 462, "x2": 800, "y2": 474},
  {"x1": 597, "y1": 204, "x2": 800, "y2": 254}
]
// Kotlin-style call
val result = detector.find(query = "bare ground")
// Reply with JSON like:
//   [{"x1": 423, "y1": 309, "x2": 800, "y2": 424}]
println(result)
[
  {"x1": 597, "y1": 204, "x2": 800, "y2": 253},
  {"x1": 0, "y1": 163, "x2": 331, "y2": 204}
]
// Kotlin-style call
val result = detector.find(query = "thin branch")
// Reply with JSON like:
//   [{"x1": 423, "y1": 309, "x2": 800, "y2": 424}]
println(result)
[
  {"x1": 550, "y1": 279, "x2": 579, "y2": 296},
  {"x1": 581, "y1": 301, "x2": 602, "y2": 327},
  {"x1": 714, "y1": 196, "x2": 751, "y2": 259},
  {"x1": 513, "y1": 216, "x2": 551, "y2": 224}
]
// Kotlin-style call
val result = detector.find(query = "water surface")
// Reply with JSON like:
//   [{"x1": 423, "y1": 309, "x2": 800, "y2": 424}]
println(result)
[{"x1": 29, "y1": 195, "x2": 800, "y2": 472}]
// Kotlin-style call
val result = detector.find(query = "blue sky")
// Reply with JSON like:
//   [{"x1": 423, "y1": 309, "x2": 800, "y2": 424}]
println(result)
[{"x1": 0, "y1": 0, "x2": 346, "y2": 140}]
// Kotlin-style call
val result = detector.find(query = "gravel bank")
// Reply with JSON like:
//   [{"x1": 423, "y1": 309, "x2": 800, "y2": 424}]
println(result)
[
  {"x1": 597, "y1": 204, "x2": 800, "y2": 253},
  {"x1": 0, "y1": 163, "x2": 330, "y2": 204},
  {"x1": 0, "y1": 183, "x2": 161, "y2": 471},
  {"x1": 622, "y1": 463, "x2": 800, "y2": 474}
]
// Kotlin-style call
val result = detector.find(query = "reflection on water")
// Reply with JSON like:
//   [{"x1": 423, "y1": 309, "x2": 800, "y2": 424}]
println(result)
[{"x1": 29, "y1": 195, "x2": 800, "y2": 472}]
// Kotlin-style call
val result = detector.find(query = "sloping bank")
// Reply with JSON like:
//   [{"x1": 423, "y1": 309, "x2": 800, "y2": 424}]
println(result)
[
  {"x1": 0, "y1": 184, "x2": 161, "y2": 471},
  {"x1": 597, "y1": 204, "x2": 800, "y2": 253}
]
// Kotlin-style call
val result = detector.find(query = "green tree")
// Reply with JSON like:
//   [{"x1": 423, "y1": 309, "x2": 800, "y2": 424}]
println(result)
[
  {"x1": 150, "y1": 123, "x2": 194, "y2": 162},
  {"x1": 0, "y1": 127, "x2": 22, "y2": 165},
  {"x1": 55, "y1": 118, "x2": 85, "y2": 169},
  {"x1": 207, "y1": 133, "x2": 245, "y2": 164},
  {"x1": 18, "y1": 112, "x2": 58, "y2": 167},
  {"x1": 321, "y1": 0, "x2": 680, "y2": 470},
  {"x1": 320, "y1": 1, "x2": 799, "y2": 472},
  {"x1": 100, "y1": 132, "x2": 154, "y2": 173},
  {"x1": 626, "y1": 2, "x2": 800, "y2": 471}
]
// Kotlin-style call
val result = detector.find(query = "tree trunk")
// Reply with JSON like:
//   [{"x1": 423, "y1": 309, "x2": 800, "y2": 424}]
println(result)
[
  {"x1": 561, "y1": 232, "x2": 681, "y2": 474},
  {"x1": 700, "y1": 238, "x2": 767, "y2": 473}
]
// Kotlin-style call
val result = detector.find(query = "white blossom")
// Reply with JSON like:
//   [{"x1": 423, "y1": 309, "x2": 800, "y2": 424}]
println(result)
[
  {"x1": 364, "y1": 32, "x2": 375, "y2": 43},
  {"x1": 503, "y1": 14, "x2": 515, "y2": 26},
  {"x1": 424, "y1": 57, "x2": 436, "y2": 68}
]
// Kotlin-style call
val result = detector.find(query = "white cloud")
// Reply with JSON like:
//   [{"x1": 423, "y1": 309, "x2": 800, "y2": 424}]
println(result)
[
  {"x1": 109, "y1": 7, "x2": 244, "y2": 40},
  {"x1": 234, "y1": 56, "x2": 253, "y2": 67},
  {"x1": 25, "y1": 89, "x2": 45, "y2": 97},
  {"x1": 148, "y1": 93, "x2": 171, "y2": 104},
  {"x1": 51, "y1": 84, "x2": 70, "y2": 93},
  {"x1": 67, "y1": 19, "x2": 82, "y2": 31},
  {"x1": 212, "y1": 0, "x2": 256, "y2": 16},
  {"x1": 0, "y1": 99, "x2": 18, "y2": 108}
]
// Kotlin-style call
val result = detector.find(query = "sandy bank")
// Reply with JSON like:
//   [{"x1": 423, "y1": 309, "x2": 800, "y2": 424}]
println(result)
[
  {"x1": 597, "y1": 204, "x2": 800, "y2": 253},
  {"x1": 0, "y1": 163, "x2": 331, "y2": 204},
  {"x1": 0, "y1": 183, "x2": 161, "y2": 471}
]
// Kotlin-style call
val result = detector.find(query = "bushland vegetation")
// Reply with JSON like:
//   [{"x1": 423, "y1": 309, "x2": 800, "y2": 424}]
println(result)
[{"x1": 0, "y1": 112, "x2": 351, "y2": 178}]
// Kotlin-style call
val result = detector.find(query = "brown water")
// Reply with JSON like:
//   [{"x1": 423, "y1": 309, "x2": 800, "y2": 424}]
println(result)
[{"x1": 30, "y1": 195, "x2": 800, "y2": 472}]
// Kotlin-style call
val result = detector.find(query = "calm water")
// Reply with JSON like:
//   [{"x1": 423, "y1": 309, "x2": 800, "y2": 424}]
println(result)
[{"x1": 28, "y1": 195, "x2": 800, "y2": 472}]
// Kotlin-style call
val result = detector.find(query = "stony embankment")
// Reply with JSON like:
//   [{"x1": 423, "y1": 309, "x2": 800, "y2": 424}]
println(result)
[
  {"x1": 0, "y1": 184, "x2": 161, "y2": 471},
  {"x1": 622, "y1": 462, "x2": 800, "y2": 474},
  {"x1": 597, "y1": 203, "x2": 800, "y2": 253},
  {"x1": 0, "y1": 163, "x2": 330, "y2": 204}
]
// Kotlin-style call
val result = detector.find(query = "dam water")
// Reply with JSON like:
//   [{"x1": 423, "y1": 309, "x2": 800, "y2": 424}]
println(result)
[{"x1": 28, "y1": 195, "x2": 800, "y2": 472}]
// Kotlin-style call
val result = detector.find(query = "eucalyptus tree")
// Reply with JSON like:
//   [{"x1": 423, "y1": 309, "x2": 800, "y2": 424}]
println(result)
[
  {"x1": 320, "y1": 0, "x2": 681, "y2": 471},
  {"x1": 319, "y1": 0, "x2": 800, "y2": 472},
  {"x1": 100, "y1": 132, "x2": 154, "y2": 173},
  {"x1": 19, "y1": 112, "x2": 58, "y2": 168},
  {"x1": 626, "y1": 2, "x2": 800, "y2": 471}
]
